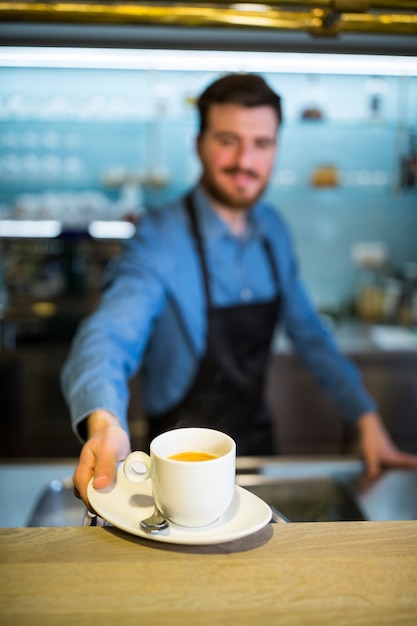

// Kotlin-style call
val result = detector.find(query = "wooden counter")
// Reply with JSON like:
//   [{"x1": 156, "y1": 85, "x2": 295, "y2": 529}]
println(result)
[{"x1": 1, "y1": 522, "x2": 416, "y2": 625}]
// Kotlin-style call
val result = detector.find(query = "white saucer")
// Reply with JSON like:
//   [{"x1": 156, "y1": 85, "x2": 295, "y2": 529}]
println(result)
[{"x1": 87, "y1": 464, "x2": 272, "y2": 545}]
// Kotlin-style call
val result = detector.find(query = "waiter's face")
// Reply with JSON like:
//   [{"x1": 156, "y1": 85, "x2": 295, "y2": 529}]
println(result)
[{"x1": 197, "y1": 103, "x2": 279, "y2": 210}]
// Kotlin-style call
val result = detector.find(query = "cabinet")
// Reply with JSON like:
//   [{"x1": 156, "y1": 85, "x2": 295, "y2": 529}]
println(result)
[
  {"x1": 0, "y1": 340, "x2": 147, "y2": 458},
  {"x1": 265, "y1": 351, "x2": 417, "y2": 455}
]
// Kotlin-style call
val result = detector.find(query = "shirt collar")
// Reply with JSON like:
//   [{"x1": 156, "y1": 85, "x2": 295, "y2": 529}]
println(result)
[{"x1": 192, "y1": 184, "x2": 263, "y2": 242}]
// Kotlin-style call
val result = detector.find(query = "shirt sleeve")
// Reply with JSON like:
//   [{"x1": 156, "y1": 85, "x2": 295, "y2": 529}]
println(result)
[{"x1": 61, "y1": 217, "x2": 167, "y2": 441}]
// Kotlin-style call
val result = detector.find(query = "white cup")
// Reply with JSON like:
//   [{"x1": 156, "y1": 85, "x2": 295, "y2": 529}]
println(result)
[{"x1": 123, "y1": 427, "x2": 236, "y2": 528}]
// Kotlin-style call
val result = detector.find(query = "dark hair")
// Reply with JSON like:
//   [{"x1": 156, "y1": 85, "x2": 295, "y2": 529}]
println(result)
[{"x1": 197, "y1": 72, "x2": 283, "y2": 135}]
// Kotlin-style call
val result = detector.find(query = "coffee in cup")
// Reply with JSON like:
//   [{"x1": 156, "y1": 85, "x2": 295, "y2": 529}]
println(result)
[
  {"x1": 123, "y1": 427, "x2": 236, "y2": 528},
  {"x1": 167, "y1": 451, "x2": 218, "y2": 462}
]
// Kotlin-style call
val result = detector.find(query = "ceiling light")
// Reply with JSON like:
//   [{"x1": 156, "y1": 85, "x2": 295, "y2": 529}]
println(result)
[
  {"x1": 1, "y1": 46, "x2": 416, "y2": 76},
  {"x1": 0, "y1": 220, "x2": 62, "y2": 238},
  {"x1": 88, "y1": 220, "x2": 136, "y2": 239}
]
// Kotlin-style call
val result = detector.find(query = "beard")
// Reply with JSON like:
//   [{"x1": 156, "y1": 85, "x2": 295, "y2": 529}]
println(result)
[{"x1": 200, "y1": 166, "x2": 269, "y2": 210}]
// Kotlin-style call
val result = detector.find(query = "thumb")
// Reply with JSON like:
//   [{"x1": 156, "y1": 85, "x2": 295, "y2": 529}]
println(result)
[
  {"x1": 93, "y1": 451, "x2": 118, "y2": 490},
  {"x1": 93, "y1": 470, "x2": 115, "y2": 490}
]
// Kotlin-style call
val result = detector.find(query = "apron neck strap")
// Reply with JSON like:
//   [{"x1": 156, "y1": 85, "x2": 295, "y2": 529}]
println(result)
[{"x1": 185, "y1": 192, "x2": 212, "y2": 307}]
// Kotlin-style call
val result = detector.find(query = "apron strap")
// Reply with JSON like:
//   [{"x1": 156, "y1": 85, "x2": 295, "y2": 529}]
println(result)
[
  {"x1": 185, "y1": 192, "x2": 212, "y2": 308},
  {"x1": 260, "y1": 235, "x2": 280, "y2": 291}
]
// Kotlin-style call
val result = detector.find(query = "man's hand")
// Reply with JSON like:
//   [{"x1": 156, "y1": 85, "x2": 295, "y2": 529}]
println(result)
[
  {"x1": 73, "y1": 409, "x2": 131, "y2": 510},
  {"x1": 357, "y1": 411, "x2": 417, "y2": 478}
]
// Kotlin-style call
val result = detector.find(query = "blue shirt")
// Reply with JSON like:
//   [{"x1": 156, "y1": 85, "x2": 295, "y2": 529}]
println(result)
[{"x1": 61, "y1": 185, "x2": 376, "y2": 440}]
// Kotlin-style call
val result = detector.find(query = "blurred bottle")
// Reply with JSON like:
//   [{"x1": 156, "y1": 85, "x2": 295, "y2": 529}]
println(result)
[
  {"x1": 381, "y1": 276, "x2": 402, "y2": 324},
  {"x1": 364, "y1": 76, "x2": 387, "y2": 123},
  {"x1": 398, "y1": 262, "x2": 417, "y2": 326},
  {"x1": 401, "y1": 133, "x2": 417, "y2": 190},
  {"x1": 351, "y1": 241, "x2": 388, "y2": 323},
  {"x1": 356, "y1": 272, "x2": 385, "y2": 322},
  {"x1": 62, "y1": 240, "x2": 86, "y2": 295}
]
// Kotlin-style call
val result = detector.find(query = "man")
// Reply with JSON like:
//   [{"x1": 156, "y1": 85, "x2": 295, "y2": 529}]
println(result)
[{"x1": 61, "y1": 73, "x2": 417, "y2": 509}]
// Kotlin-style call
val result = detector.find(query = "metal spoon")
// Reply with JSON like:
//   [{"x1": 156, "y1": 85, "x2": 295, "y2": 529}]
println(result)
[{"x1": 140, "y1": 506, "x2": 169, "y2": 533}]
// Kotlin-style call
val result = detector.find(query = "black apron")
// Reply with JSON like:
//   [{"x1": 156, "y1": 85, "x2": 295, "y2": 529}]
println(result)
[{"x1": 148, "y1": 193, "x2": 282, "y2": 455}]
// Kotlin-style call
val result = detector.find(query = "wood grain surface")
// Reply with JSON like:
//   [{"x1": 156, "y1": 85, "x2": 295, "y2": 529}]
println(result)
[{"x1": 1, "y1": 522, "x2": 416, "y2": 625}]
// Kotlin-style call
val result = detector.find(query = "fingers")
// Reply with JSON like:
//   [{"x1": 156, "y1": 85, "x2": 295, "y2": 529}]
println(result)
[
  {"x1": 357, "y1": 412, "x2": 417, "y2": 478},
  {"x1": 383, "y1": 451, "x2": 417, "y2": 471},
  {"x1": 364, "y1": 449, "x2": 417, "y2": 479},
  {"x1": 401, "y1": 453, "x2": 417, "y2": 469}
]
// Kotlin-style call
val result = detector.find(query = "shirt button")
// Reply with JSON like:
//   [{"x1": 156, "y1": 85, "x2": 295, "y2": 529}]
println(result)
[{"x1": 241, "y1": 288, "x2": 252, "y2": 301}]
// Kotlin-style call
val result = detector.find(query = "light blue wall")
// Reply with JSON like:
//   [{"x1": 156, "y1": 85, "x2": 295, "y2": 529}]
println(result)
[{"x1": 1, "y1": 66, "x2": 416, "y2": 307}]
